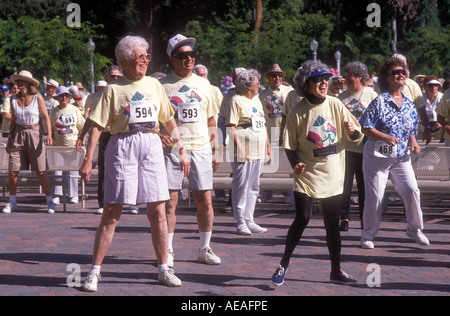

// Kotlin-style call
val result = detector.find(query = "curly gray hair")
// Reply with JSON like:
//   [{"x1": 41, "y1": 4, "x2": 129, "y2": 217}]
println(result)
[
  {"x1": 343, "y1": 61, "x2": 369, "y2": 85},
  {"x1": 293, "y1": 60, "x2": 330, "y2": 97},
  {"x1": 235, "y1": 69, "x2": 261, "y2": 94},
  {"x1": 115, "y1": 36, "x2": 149, "y2": 68}
]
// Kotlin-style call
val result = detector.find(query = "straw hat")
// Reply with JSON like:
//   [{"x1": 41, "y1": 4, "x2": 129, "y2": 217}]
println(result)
[
  {"x1": 10, "y1": 70, "x2": 40, "y2": 87},
  {"x1": 265, "y1": 63, "x2": 286, "y2": 77}
]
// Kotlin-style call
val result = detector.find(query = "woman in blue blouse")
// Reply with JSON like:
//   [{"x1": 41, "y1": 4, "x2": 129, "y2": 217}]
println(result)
[{"x1": 359, "y1": 57, "x2": 430, "y2": 249}]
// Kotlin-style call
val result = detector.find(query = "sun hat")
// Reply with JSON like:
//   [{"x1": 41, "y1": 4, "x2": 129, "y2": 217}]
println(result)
[
  {"x1": 45, "y1": 79, "x2": 59, "y2": 88},
  {"x1": 167, "y1": 34, "x2": 196, "y2": 57},
  {"x1": 53, "y1": 86, "x2": 71, "y2": 98},
  {"x1": 424, "y1": 75, "x2": 441, "y2": 86},
  {"x1": 265, "y1": 63, "x2": 286, "y2": 77},
  {"x1": 10, "y1": 70, "x2": 40, "y2": 87},
  {"x1": 96, "y1": 80, "x2": 107, "y2": 87}
]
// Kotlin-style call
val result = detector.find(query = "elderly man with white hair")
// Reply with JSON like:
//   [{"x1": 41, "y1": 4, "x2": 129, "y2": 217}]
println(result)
[{"x1": 79, "y1": 35, "x2": 188, "y2": 291}]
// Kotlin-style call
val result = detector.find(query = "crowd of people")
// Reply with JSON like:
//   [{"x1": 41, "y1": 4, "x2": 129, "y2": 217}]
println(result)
[{"x1": 0, "y1": 33, "x2": 449, "y2": 291}]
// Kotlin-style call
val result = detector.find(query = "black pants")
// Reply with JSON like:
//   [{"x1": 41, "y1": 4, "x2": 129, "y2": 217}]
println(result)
[
  {"x1": 280, "y1": 192, "x2": 342, "y2": 273},
  {"x1": 341, "y1": 151, "x2": 365, "y2": 221}
]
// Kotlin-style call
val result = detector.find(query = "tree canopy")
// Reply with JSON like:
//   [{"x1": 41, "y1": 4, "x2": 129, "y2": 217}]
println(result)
[{"x1": 0, "y1": 0, "x2": 448, "y2": 86}]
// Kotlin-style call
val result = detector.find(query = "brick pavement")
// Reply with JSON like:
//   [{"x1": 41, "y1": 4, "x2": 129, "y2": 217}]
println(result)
[{"x1": 0, "y1": 183, "x2": 449, "y2": 298}]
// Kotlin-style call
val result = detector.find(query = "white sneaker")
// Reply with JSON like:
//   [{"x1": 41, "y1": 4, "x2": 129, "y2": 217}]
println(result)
[
  {"x1": 2, "y1": 202, "x2": 17, "y2": 214},
  {"x1": 236, "y1": 222, "x2": 252, "y2": 235},
  {"x1": 167, "y1": 250, "x2": 174, "y2": 268},
  {"x1": 83, "y1": 271, "x2": 101, "y2": 292},
  {"x1": 198, "y1": 247, "x2": 221, "y2": 265},
  {"x1": 130, "y1": 205, "x2": 139, "y2": 214},
  {"x1": 52, "y1": 197, "x2": 60, "y2": 205},
  {"x1": 96, "y1": 208, "x2": 104, "y2": 214},
  {"x1": 361, "y1": 240, "x2": 374, "y2": 249},
  {"x1": 70, "y1": 196, "x2": 79, "y2": 204},
  {"x1": 246, "y1": 221, "x2": 267, "y2": 233},
  {"x1": 406, "y1": 229, "x2": 430, "y2": 246},
  {"x1": 47, "y1": 202, "x2": 56, "y2": 214},
  {"x1": 158, "y1": 268, "x2": 182, "y2": 287}
]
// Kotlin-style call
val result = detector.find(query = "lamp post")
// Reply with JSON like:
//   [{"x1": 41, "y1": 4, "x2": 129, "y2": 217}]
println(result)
[
  {"x1": 334, "y1": 50, "x2": 341, "y2": 75},
  {"x1": 310, "y1": 39, "x2": 318, "y2": 61},
  {"x1": 87, "y1": 38, "x2": 95, "y2": 94}
]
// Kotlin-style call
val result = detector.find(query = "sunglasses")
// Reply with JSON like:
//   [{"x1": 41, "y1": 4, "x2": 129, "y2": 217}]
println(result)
[
  {"x1": 173, "y1": 50, "x2": 197, "y2": 60},
  {"x1": 392, "y1": 69, "x2": 407, "y2": 76},
  {"x1": 270, "y1": 73, "x2": 283, "y2": 79},
  {"x1": 109, "y1": 75, "x2": 122, "y2": 80},
  {"x1": 135, "y1": 53, "x2": 151, "y2": 63},
  {"x1": 310, "y1": 75, "x2": 331, "y2": 83}
]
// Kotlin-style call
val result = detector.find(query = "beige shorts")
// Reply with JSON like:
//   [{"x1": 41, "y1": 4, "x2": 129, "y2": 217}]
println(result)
[{"x1": 9, "y1": 125, "x2": 46, "y2": 172}]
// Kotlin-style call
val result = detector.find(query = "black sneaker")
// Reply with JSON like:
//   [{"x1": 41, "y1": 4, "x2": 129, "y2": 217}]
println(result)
[
  {"x1": 340, "y1": 220, "x2": 349, "y2": 231},
  {"x1": 330, "y1": 269, "x2": 357, "y2": 286}
]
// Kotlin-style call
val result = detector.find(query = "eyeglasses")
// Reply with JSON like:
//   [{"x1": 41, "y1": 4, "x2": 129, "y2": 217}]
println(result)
[
  {"x1": 270, "y1": 73, "x2": 283, "y2": 79},
  {"x1": 135, "y1": 53, "x2": 151, "y2": 63},
  {"x1": 172, "y1": 50, "x2": 197, "y2": 60},
  {"x1": 392, "y1": 69, "x2": 407, "y2": 76},
  {"x1": 310, "y1": 75, "x2": 331, "y2": 83}
]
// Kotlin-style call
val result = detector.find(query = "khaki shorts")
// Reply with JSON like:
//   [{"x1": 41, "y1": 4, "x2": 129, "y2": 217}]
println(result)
[{"x1": 9, "y1": 125, "x2": 47, "y2": 172}]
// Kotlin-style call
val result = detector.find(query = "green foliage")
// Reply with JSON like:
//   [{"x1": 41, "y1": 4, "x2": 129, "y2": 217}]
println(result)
[{"x1": 0, "y1": 16, "x2": 110, "y2": 87}]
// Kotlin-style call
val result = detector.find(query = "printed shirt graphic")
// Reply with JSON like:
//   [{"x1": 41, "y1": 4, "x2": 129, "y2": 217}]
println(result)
[
  {"x1": 306, "y1": 115, "x2": 337, "y2": 148},
  {"x1": 360, "y1": 91, "x2": 418, "y2": 157},
  {"x1": 160, "y1": 73, "x2": 217, "y2": 150}
]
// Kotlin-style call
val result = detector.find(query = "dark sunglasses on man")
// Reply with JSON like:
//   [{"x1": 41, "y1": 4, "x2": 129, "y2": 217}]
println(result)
[{"x1": 172, "y1": 50, "x2": 197, "y2": 60}]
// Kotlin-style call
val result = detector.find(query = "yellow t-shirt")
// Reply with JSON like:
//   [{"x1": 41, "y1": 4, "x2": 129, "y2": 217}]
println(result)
[
  {"x1": 281, "y1": 90, "x2": 302, "y2": 117},
  {"x1": 259, "y1": 84, "x2": 294, "y2": 141},
  {"x1": 89, "y1": 76, "x2": 174, "y2": 135},
  {"x1": 284, "y1": 96, "x2": 362, "y2": 198},
  {"x1": 50, "y1": 104, "x2": 85, "y2": 146},
  {"x1": 338, "y1": 87, "x2": 378, "y2": 153},
  {"x1": 436, "y1": 89, "x2": 450, "y2": 141},
  {"x1": 227, "y1": 95, "x2": 267, "y2": 160},
  {"x1": 159, "y1": 73, "x2": 218, "y2": 150}
]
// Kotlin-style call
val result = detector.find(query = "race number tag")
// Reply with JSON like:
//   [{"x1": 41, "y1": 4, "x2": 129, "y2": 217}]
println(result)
[
  {"x1": 129, "y1": 100, "x2": 157, "y2": 124},
  {"x1": 374, "y1": 141, "x2": 397, "y2": 158},
  {"x1": 178, "y1": 102, "x2": 200, "y2": 123},
  {"x1": 59, "y1": 113, "x2": 76, "y2": 127},
  {"x1": 251, "y1": 116, "x2": 265, "y2": 132}
]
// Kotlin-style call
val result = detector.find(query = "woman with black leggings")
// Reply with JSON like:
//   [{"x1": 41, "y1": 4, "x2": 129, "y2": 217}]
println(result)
[{"x1": 271, "y1": 60, "x2": 360, "y2": 286}]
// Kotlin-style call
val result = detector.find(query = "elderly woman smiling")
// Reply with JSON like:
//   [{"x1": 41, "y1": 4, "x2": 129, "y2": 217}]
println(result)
[
  {"x1": 226, "y1": 69, "x2": 272, "y2": 236},
  {"x1": 272, "y1": 60, "x2": 362, "y2": 287},
  {"x1": 359, "y1": 57, "x2": 429, "y2": 249},
  {"x1": 79, "y1": 35, "x2": 188, "y2": 291}
]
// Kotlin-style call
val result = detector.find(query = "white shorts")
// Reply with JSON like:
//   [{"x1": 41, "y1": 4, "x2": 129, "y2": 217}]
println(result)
[
  {"x1": 103, "y1": 130, "x2": 170, "y2": 205},
  {"x1": 164, "y1": 147, "x2": 213, "y2": 191}
]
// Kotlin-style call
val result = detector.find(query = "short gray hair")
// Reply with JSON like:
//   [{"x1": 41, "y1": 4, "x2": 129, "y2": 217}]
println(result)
[
  {"x1": 235, "y1": 69, "x2": 260, "y2": 94},
  {"x1": 343, "y1": 61, "x2": 369, "y2": 85},
  {"x1": 115, "y1": 36, "x2": 149, "y2": 68},
  {"x1": 293, "y1": 60, "x2": 330, "y2": 97},
  {"x1": 193, "y1": 64, "x2": 208, "y2": 76}
]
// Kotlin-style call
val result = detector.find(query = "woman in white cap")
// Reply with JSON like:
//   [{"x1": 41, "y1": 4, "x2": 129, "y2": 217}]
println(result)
[
  {"x1": 50, "y1": 86, "x2": 85, "y2": 204},
  {"x1": 416, "y1": 75, "x2": 444, "y2": 145},
  {"x1": 2, "y1": 70, "x2": 55, "y2": 214}
]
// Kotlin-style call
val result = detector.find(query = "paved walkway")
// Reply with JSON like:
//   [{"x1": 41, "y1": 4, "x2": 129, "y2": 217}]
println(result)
[{"x1": 0, "y1": 183, "x2": 449, "y2": 298}]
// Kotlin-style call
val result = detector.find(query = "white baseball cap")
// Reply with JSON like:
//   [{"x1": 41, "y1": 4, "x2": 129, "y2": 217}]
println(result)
[{"x1": 167, "y1": 34, "x2": 196, "y2": 57}]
